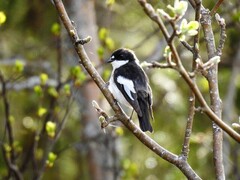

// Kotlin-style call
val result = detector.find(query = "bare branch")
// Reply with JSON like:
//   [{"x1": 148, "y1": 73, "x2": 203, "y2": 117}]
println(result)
[
  {"x1": 200, "y1": 8, "x2": 224, "y2": 179},
  {"x1": 215, "y1": 14, "x2": 226, "y2": 57},
  {"x1": 52, "y1": 0, "x2": 201, "y2": 179},
  {"x1": 0, "y1": 71, "x2": 23, "y2": 179},
  {"x1": 210, "y1": 0, "x2": 225, "y2": 16},
  {"x1": 138, "y1": 0, "x2": 240, "y2": 143},
  {"x1": 181, "y1": 92, "x2": 195, "y2": 160}
]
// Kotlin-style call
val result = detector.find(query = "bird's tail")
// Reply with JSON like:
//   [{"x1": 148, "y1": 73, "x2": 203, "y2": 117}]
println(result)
[{"x1": 137, "y1": 94, "x2": 153, "y2": 133}]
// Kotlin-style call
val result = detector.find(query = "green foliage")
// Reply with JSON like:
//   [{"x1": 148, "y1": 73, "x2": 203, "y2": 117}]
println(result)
[
  {"x1": 115, "y1": 127, "x2": 124, "y2": 136},
  {"x1": 63, "y1": 84, "x2": 71, "y2": 96},
  {"x1": 48, "y1": 87, "x2": 59, "y2": 98},
  {"x1": 40, "y1": 73, "x2": 48, "y2": 85},
  {"x1": 105, "y1": 0, "x2": 115, "y2": 6},
  {"x1": 37, "y1": 107, "x2": 47, "y2": 117},
  {"x1": 14, "y1": 60, "x2": 25, "y2": 73},
  {"x1": 158, "y1": 0, "x2": 188, "y2": 20},
  {"x1": 121, "y1": 159, "x2": 139, "y2": 179},
  {"x1": 51, "y1": 22, "x2": 60, "y2": 36},
  {"x1": 34, "y1": 85, "x2": 43, "y2": 97},
  {"x1": 46, "y1": 121, "x2": 56, "y2": 138},
  {"x1": 179, "y1": 19, "x2": 199, "y2": 41},
  {"x1": 46, "y1": 152, "x2": 57, "y2": 168}
]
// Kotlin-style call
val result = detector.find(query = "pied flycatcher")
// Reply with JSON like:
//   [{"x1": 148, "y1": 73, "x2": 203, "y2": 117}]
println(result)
[{"x1": 107, "y1": 48, "x2": 154, "y2": 132}]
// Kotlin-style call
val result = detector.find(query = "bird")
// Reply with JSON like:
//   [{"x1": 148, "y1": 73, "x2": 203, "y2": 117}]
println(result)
[{"x1": 107, "y1": 48, "x2": 154, "y2": 132}]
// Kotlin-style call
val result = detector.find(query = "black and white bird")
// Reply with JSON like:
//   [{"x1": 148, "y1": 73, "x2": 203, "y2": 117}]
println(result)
[{"x1": 107, "y1": 48, "x2": 154, "y2": 132}]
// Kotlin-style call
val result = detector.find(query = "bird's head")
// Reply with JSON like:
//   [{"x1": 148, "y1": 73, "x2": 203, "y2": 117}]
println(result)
[{"x1": 107, "y1": 48, "x2": 138, "y2": 69}]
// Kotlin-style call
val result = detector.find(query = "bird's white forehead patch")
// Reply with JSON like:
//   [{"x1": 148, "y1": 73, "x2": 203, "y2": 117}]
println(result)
[
  {"x1": 111, "y1": 55, "x2": 115, "y2": 59},
  {"x1": 117, "y1": 76, "x2": 136, "y2": 100}
]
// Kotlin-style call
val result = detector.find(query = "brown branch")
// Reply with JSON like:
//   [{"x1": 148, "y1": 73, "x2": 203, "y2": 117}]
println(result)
[
  {"x1": 137, "y1": 0, "x2": 240, "y2": 143},
  {"x1": 181, "y1": 92, "x2": 195, "y2": 160},
  {"x1": 181, "y1": 0, "x2": 201, "y2": 160},
  {"x1": 52, "y1": 0, "x2": 201, "y2": 179},
  {"x1": 215, "y1": 14, "x2": 226, "y2": 57},
  {"x1": 200, "y1": 8, "x2": 225, "y2": 179},
  {"x1": 0, "y1": 71, "x2": 23, "y2": 179},
  {"x1": 210, "y1": 0, "x2": 225, "y2": 16}
]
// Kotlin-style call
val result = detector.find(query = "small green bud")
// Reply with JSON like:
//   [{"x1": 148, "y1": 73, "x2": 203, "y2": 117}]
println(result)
[
  {"x1": 38, "y1": 107, "x2": 47, "y2": 117},
  {"x1": 34, "y1": 85, "x2": 43, "y2": 97},
  {"x1": 46, "y1": 152, "x2": 57, "y2": 168},
  {"x1": 99, "y1": 116, "x2": 106, "y2": 123},
  {"x1": 99, "y1": 28, "x2": 108, "y2": 41},
  {"x1": 8, "y1": 115, "x2": 15, "y2": 124},
  {"x1": 105, "y1": 37, "x2": 115, "y2": 50},
  {"x1": 51, "y1": 22, "x2": 60, "y2": 36},
  {"x1": 14, "y1": 60, "x2": 24, "y2": 73},
  {"x1": 40, "y1": 73, "x2": 48, "y2": 85},
  {"x1": 48, "y1": 87, "x2": 59, "y2": 98},
  {"x1": 115, "y1": 127, "x2": 124, "y2": 136},
  {"x1": 0, "y1": 11, "x2": 7, "y2": 25},
  {"x1": 46, "y1": 121, "x2": 56, "y2": 138},
  {"x1": 63, "y1": 84, "x2": 71, "y2": 96},
  {"x1": 163, "y1": 46, "x2": 171, "y2": 58},
  {"x1": 4, "y1": 143, "x2": 11, "y2": 153},
  {"x1": 106, "y1": 0, "x2": 115, "y2": 6}
]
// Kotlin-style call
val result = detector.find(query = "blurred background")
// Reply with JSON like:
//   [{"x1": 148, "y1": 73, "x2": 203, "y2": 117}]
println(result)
[{"x1": 0, "y1": 0, "x2": 240, "y2": 179}]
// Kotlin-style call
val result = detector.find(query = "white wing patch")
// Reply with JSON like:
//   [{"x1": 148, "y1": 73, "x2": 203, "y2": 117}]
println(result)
[{"x1": 117, "y1": 76, "x2": 136, "y2": 100}]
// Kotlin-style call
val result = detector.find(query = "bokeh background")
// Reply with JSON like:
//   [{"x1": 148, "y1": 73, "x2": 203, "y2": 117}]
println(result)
[{"x1": 0, "y1": 0, "x2": 240, "y2": 179}]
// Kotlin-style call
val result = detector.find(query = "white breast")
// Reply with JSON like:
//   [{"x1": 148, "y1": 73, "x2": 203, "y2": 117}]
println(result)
[{"x1": 108, "y1": 73, "x2": 131, "y2": 107}]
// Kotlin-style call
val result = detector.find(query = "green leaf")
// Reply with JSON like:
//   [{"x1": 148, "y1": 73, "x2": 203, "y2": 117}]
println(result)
[
  {"x1": 0, "y1": 11, "x2": 7, "y2": 25},
  {"x1": 165, "y1": 0, "x2": 188, "y2": 20}
]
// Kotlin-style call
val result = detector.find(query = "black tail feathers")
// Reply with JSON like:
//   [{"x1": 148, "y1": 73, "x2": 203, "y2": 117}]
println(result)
[{"x1": 137, "y1": 96, "x2": 153, "y2": 133}]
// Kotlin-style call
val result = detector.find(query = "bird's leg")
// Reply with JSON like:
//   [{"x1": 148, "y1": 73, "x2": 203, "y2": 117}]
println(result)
[{"x1": 129, "y1": 108, "x2": 134, "y2": 120}]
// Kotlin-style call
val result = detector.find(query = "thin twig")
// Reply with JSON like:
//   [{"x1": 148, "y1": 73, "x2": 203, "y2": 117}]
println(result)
[
  {"x1": 181, "y1": 92, "x2": 195, "y2": 160},
  {"x1": 0, "y1": 71, "x2": 23, "y2": 179},
  {"x1": 215, "y1": 13, "x2": 226, "y2": 57},
  {"x1": 210, "y1": 0, "x2": 225, "y2": 16}
]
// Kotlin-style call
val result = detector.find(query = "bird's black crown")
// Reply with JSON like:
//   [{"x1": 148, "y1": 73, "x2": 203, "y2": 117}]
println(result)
[{"x1": 109, "y1": 48, "x2": 137, "y2": 62}]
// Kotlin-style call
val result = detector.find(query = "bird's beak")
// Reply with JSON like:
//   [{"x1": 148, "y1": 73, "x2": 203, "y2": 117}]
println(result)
[{"x1": 106, "y1": 58, "x2": 113, "y2": 63}]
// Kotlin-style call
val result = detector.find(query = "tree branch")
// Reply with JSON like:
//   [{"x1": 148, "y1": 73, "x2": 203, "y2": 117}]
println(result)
[
  {"x1": 137, "y1": 0, "x2": 240, "y2": 143},
  {"x1": 52, "y1": 0, "x2": 201, "y2": 179},
  {"x1": 200, "y1": 8, "x2": 225, "y2": 179},
  {"x1": 0, "y1": 71, "x2": 23, "y2": 180}
]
